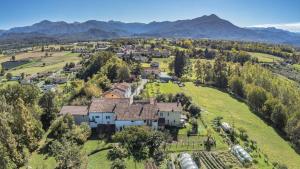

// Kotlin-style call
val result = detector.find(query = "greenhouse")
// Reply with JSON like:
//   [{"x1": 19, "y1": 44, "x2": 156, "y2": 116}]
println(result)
[
  {"x1": 231, "y1": 145, "x2": 253, "y2": 163},
  {"x1": 178, "y1": 153, "x2": 199, "y2": 169}
]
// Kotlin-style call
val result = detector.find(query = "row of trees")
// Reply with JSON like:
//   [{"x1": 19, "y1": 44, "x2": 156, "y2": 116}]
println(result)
[
  {"x1": 193, "y1": 56, "x2": 300, "y2": 151},
  {"x1": 193, "y1": 39, "x2": 299, "y2": 63},
  {"x1": 194, "y1": 56, "x2": 229, "y2": 89},
  {"x1": 228, "y1": 63, "x2": 300, "y2": 150}
]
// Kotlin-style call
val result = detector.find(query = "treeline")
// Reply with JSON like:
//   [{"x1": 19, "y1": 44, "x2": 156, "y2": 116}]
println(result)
[
  {"x1": 193, "y1": 57, "x2": 300, "y2": 151},
  {"x1": 0, "y1": 85, "x2": 46, "y2": 168},
  {"x1": 193, "y1": 39, "x2": 300, "y2": 62}
]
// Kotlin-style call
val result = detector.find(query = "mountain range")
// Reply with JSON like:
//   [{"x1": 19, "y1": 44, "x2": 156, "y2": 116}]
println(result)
[{"x1": 1, "y1": 14, "x2": 300, "y2": 46}]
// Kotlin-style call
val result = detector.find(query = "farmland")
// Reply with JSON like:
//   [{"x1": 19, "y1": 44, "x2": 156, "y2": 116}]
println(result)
[
  {"x1": 248, "y1": 52, "x2": 283, "y2": 63},
  {"x1": 143, "y1": 82, "x2": 300, "y2": 169},
  {"x1": 3, "y1": 52, "x2": 81, "y2": 75}
]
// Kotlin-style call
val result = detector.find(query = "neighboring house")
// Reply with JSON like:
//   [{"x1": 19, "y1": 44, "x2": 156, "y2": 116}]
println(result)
[
  {"x1": 142, "y1": 67, "x2": 160, "y2": 79},
  {"x1": 159, "y1": 72, "x2": 172, "y2": 82},
  {"x1": 103, "y1": 83, "x2": 132, "y2": 99},
  {"x1": 59, "y1": 106, "x2": 89, "y2": 125},
  {"x1": 157, "y1": 102, "x2": 183, "y2": 127},
  {"x1": 88, "y1": 98, "x2": 130, "y2": 128},
  {"x1": 41, "y1": 84, "x2": 56, "y2": 92},
  {"x1": 52, "y1": 77, "x2": 68, "y2": 84}
]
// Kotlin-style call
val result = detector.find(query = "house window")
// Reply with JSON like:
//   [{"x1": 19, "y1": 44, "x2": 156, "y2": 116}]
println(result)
[
  {"x1": 168, "y1": 112, "x2": 169, "y2": 116},
  {"x1": 106, "y1": 116, "x2": 110, "y2": 119},
  {"x1": 160, "y1": 113, "x2": 163, "y2": 117},
  {"x1": 95, "y1": 116, "x2": 99, "y2": 118}
]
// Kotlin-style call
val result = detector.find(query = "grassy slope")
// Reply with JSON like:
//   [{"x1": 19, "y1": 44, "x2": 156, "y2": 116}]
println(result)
[
  {"x1": 145, "y1": 82, "x2": 300, "y2": 169},
  {"x1": 248, "y1": 52, "x2": 283, "y2": 63}
]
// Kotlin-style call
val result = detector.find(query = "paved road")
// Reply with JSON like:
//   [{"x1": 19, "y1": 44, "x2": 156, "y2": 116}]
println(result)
[{"x1": 132, "y1": 78, "x2": 148, "y2": 97}]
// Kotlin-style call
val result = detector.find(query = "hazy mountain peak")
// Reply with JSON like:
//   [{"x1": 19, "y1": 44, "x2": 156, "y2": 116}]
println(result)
[{"x1": 1, "y1": 14, "x2": 300, "y2": 46}]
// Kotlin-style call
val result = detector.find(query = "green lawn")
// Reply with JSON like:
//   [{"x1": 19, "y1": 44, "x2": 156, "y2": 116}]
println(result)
[
  {"x1": 26, "y1": 139, "x2": 144, "y2": 169},
  {"x1": 85, "y1": 140, "x2": 144, "y2": 169},
  {"x1": 144, "y1": 82, "x2": 300, "y2": 169},
  {"x1": 8, "y1": 52, "x2": 81, "y2": 76},
  {"x1": 248, "y1": 52, "x2": 283, "y2": 63}
]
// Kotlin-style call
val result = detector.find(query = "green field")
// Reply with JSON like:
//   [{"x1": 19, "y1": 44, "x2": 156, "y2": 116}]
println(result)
[
  {"x1": 142, "y1": 57, "x2": 173, "y2": 72},
  {"x1": 292, "y1": 64, "x2": 300, "y2": 71},
  {"x1": 248, "y1": 52, "x2": 283, "y2": 63},
  {"x1": 144, "y1": 82, "x2": 300, "y2": 169},
  {"x1": 7, "y1": 52, "x2": 81, "y2": 76}
]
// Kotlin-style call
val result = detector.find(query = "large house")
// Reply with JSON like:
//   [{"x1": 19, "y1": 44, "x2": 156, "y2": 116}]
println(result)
[
  {"x1": 103, "y1": 83, "x2": 132, "y2": 99},
  {"x1": 59, "y1": 97, "x2": 183, "y2": 132},
  {"x1": 88, "y1": 98, "x2": 130, "y2": 128}
]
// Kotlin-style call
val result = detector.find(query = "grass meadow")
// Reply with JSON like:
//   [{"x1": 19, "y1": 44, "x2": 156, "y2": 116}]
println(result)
[{"x1": 144, "y1": 82, "x2": 300, "y2": 169}]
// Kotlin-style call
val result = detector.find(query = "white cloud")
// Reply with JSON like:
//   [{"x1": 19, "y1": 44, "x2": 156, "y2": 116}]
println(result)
[{"x1": 250, "y1": 22, "x2": 300, "y2": 32}]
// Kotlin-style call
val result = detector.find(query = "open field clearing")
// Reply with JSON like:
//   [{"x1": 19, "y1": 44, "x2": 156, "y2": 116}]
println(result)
[
  {"x1": 7, "y1": 52, "x2": 80, "y2": 75},
  {"x1": 248, "y1": 52, "x2": 283, "y2": 63},
  {"x1": 141, "y1": 57, "x2": 173, "y2": 72},
  {"x1": 144, "y1": 82, "x2": 300, "y2": 169}
]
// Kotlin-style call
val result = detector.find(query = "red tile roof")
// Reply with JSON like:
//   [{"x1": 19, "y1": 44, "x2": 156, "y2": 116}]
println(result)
[
  {"x1": 156, "y1": 102, "x2": 182, "y2": 112},
  {"x1": 59, "y1": 106, "x2": 88, "y2": 115},
  {"x1": 89, "y1": 98, "x2": 130, "y2": 112},
  {"x1": 115, "y1": 104, "x2": 159, "y2": 121}
]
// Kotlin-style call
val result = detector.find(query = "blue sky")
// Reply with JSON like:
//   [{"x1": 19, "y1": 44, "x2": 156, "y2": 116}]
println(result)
[{"x1": 0, "y1": 0, "x2": 300, "y2": 32}]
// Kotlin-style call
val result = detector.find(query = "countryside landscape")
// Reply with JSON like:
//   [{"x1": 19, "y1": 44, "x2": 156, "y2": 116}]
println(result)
[{"x1": 0, "y1": 1, "x2": 300, "y2": 169}]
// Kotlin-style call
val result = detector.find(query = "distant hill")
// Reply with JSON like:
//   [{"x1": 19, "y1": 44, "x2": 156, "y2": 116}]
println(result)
[
  {"x1": 0, "y1": 30, "x2": 5, "y2": 35},
  {"x1": 1, "y1": 14, "x2": 300, "y2": 46}
]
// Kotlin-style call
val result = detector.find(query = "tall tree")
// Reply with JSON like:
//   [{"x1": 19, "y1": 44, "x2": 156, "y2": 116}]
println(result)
[
  {"x1": 213, "y1": 56, "x2": 228, "y2": 88},
  {"x1": 13, "y1": 98, "x2": 44, "y2": 151},
  {"x1": 174, "y1": 50, "x2": 187, "y2": 77},
  {"x1": 117, "y1": 66, "x2": 130, "y2": 82},
  {"x1": 39, "y1": 91, "x2": 59, "y2": 130}
]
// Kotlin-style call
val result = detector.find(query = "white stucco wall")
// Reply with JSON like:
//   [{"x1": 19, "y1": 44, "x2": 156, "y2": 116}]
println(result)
[
  {"x1": 89, "y1": 112, "x2": 115, "y2": 128},
  {"x1": 159, "y1": 111, "x2": 181, "y2": 126}
]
